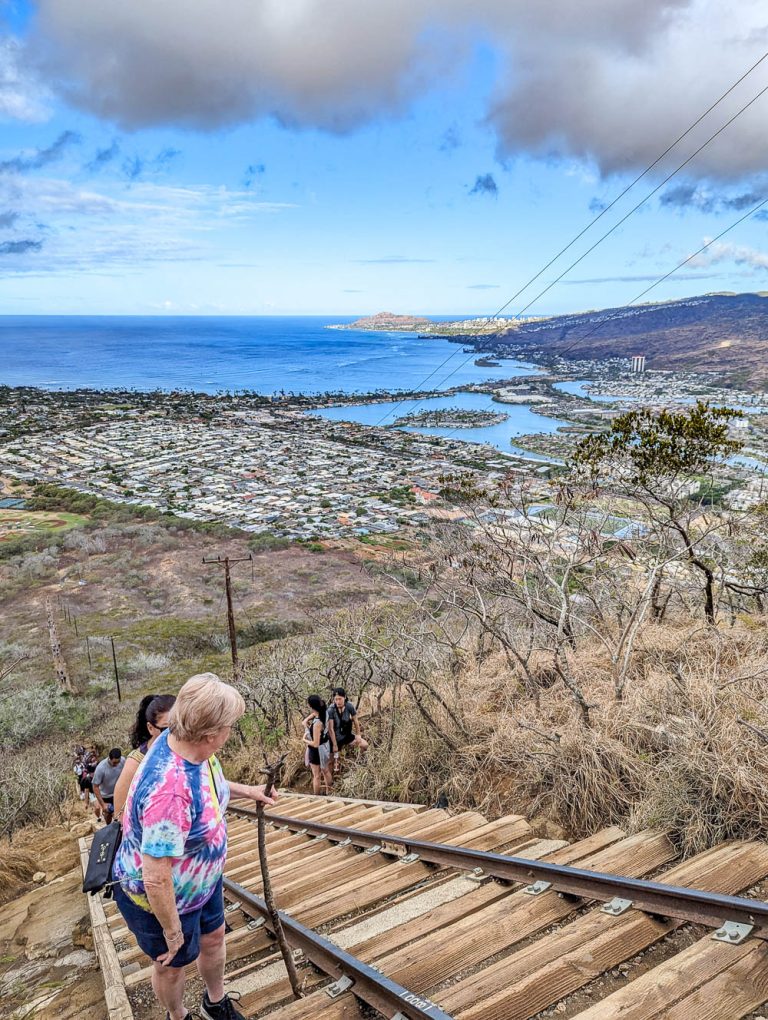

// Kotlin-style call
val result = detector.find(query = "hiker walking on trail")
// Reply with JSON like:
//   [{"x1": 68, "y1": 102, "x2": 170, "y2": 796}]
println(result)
[
  {"x1": 78, "y1": 748, "x2": 99, "y2": 807},
  {"x1": 92, "y1": 748, "x2": 125, "y2": 823},
  {"x1": 113, "y1": 693, "x2": 176, "y2": 820},
  {"x1": 112, "y1": 672, "x2": 277, "y2": 1020},
  {"x1": 327, "y1": 687, "x2": 368, "y2": 773},
  {"x1": 73, "y1": 745, "x2": 87, "y2": 800},
  {"x1": 302, "y1": 694, "x2": 333, "y2": 795}
]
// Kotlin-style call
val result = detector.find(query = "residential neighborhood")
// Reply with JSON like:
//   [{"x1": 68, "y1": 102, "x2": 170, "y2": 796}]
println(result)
[{"x1": 0, "y1": 402, "x2": 548, "y2": 539}]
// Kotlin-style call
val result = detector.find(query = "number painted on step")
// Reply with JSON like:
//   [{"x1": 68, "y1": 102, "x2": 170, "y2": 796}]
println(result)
[{"x1": 400, "y1": 991, "x2": 439, "y2": 1011}]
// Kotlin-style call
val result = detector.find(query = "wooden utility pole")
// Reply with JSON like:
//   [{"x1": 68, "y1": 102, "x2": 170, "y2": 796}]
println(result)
[
  {"x1": 110, "y1": 637, "x2": 122, "y2": 702},
  {"x1": 202, "y1": 554, "x2": 253, "y2": 679},
  {"x1": 46, "y1": 597, "x2": 78, "y2": 694}
]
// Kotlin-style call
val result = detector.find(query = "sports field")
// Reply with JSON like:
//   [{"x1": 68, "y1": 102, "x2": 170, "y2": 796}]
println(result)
[{"x1": 0, "y1": 509, "x2": 89, "y2": 541}]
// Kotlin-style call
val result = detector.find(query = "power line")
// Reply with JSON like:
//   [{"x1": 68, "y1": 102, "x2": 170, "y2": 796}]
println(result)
[
  {"x1": 558, "y1": 196, "x2": 768, "y2": 357},
  {"x1": 435, "y1": 195, "x2": 768, "y2": 444},
  {"x1": 401, "y1": 76, "x2": 768, "y2": 407},
  {"x1": 372, "y1": 52, "x2": 768, "y2": 426}
]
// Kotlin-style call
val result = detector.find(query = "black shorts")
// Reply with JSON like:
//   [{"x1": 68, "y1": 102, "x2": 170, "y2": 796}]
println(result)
[
  {"x1": 336, "y1": 732, "x2": 356, "y2": 749},
  {"x1": 79, "y1": 776, "x2": 93, "y2": 792},
  {"x1": 307, "y1": 745, "x2": 326, "y2": 766}
]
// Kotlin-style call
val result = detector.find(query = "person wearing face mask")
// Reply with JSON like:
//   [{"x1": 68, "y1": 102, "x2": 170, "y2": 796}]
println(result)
[
  {"x1": 112, "y1": 673, "x2": 277, "y2": 1020},
  {"x1": 113, "y1": 693, "x2": 177, "y2": 821}
]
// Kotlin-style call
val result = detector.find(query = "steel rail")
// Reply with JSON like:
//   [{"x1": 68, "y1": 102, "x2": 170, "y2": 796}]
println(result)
[
  {"x1": 223, "y1": 877, "x2": 454, "y2": 1020},
  {"x1": 233, "y1": 807, "x2": 768, "y2": 935}
]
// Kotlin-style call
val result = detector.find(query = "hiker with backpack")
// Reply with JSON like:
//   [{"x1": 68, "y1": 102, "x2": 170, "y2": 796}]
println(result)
[
  {"x1": 327, "y1": 687, "x2": 368, "y2": 774},
  {"x1": 302, "y1": 695, "x2": 333, "y2": 795}
]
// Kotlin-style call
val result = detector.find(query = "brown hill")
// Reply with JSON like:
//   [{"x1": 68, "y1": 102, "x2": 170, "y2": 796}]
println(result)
[
  {"x1": 496, "y1": 292, "x2": 768, "y2": 389},
  {"x1": 347, "y1": 311, "x2": 431, "y2": 330}
]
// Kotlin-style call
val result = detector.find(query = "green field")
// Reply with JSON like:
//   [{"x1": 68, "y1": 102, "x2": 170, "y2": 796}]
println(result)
[{"x1": 0, "y1": 509, "x2": 89, "y2": 540}]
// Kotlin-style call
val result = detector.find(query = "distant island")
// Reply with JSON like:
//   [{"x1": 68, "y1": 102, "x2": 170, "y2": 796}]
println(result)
[
  {"x1": 393, "y1": 407, "x2": 509, "y2": 429},
  {"x1": 334, "y1": 311, "x2": 432, "y2": 331},
  {"x1": 332, "y1": 293, "x2": 768, "y2": 391}
]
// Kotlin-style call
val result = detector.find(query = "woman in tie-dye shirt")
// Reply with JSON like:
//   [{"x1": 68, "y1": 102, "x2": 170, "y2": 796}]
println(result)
[{"x1": 112, "y1": 673, "x2": 277, "y2": 1020}]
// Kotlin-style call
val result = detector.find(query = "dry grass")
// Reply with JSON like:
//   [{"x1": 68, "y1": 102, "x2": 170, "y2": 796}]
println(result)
[
  {"x1": 335, "y1": 619, "x2": 768, "y2": 855},
  {"x1": 0, "y1": 847, "x2": 36, "y2": 904}
]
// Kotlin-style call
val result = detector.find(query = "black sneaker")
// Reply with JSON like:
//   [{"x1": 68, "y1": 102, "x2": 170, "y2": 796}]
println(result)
[{"x1": 200, "y1": 991, "x2": 245, "y2": 1020}]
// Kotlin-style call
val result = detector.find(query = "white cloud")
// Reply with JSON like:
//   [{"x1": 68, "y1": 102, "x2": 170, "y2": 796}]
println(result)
[
  {"x1": 0, "y1": 37, "x2": 50, "y2": 121},
  {"x1": 0, "y1": 173, "x2": 297, "y2": 275},
  {"x1": 689, "y1": 239, "x2": 768, "y2": 270},
  {"x1": 25, "y1": 0, "x2": 768, "y2": 181}
]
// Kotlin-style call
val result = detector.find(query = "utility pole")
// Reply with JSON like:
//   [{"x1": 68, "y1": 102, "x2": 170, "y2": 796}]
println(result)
[
  {"x1": 202, "y1": 554, "x2": 253, "y2": 680},
  {"x1": 110, "y1": 636, "x2": 122, "y2": 702}
]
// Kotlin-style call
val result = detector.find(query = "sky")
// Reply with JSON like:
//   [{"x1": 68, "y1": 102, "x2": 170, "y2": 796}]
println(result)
[{"x1": 0, "y1": 0, "x2": 767, "y2": 316}]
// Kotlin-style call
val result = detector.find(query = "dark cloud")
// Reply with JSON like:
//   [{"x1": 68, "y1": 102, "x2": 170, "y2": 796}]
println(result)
[
  {"x1": 467, "y1": 283, "x2": 499, "y2": 289},
  {"x1": 469, "y1": 173, "x2": 498, "y2": 197},
  {"x1": 589, "y1": 197, "x2": 608, "y2": 214},
  {"x1": 0, "y1": 211, "x2": 20, "y2": 228},
  {"x1": 121, "y1": 148, "x2": 180, "y2": 181},
  {"x1": 660, "y1": 182, "x2": 765, "y2": 214},
  {"x1": 155, "y1": 147, "x2": 180, "y2": 167},
  {"x1": 244, "y1": 163, "x2": 265, "y2": 187},
  {"x1": 0, "y1": 130, "x2": 81, "y2": 174},
  {"x1": 0, "y1": 239, "x2": 43, "y2": 254},
  {"x1": 29, "y1": 2, "x2": 768, "y2": 182},
  {"x1": 86, "y1": 140, "x2": 120, "y2": 172},
  {"x1": 353, "y1": 255, "x2": 435, "y2": 264},
  {"x1": 122, "y1": 155, "x2": 144, "y2": 181},
  {"x1": 439, "y1": 126, "x2": 461, "y2": 152}
]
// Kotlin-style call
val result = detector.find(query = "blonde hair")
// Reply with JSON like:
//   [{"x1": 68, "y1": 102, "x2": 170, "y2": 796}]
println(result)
[{"x1": 169, "y1": 672, "x2": 245, "y2": 742}]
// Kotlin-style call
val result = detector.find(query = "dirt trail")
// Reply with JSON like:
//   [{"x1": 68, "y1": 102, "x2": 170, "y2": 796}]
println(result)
[{"x1": 0, "y1": 813, "x2": 105, "y2": 1019}]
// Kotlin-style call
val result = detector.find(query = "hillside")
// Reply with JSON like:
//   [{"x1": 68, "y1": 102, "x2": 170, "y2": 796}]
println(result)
[{"x1": 493, "y1": 292, "x2": 768, "y2": 388}]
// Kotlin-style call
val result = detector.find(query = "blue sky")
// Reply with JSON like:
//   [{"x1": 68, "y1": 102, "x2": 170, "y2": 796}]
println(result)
[{"x1": 1, "y1": 0, "x2": 767, "y2": 315}]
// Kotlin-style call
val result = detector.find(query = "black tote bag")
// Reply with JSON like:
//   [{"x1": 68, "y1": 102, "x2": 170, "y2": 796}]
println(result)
[{"x1": 82, "y1": 821, "x2": 122, "y2": 897}]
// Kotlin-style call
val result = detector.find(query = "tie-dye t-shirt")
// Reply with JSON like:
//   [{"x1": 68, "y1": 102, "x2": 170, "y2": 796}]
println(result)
[{"x1": 113, "y1": 731, "x2": 229, "y2": 914}]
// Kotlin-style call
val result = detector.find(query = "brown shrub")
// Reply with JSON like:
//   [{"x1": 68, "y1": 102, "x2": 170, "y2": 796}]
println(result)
[
  {"x1": 0, "y1": 847, "x2": 36, "y2": 904},
  {"x1": 326, "y1": 619, "x2": 768, "y2": 855}
]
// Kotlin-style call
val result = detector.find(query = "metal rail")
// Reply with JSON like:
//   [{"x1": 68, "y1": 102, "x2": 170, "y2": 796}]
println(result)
[
  {"x1": 223, "y1": 877, "x2": 454, "y2": 1020},
  {"x1": 235, "y1": 807, "x2": 768, "y2": 936}
]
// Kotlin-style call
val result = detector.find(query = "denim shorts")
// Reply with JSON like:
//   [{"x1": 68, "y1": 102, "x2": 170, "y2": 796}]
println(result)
[{"x1": 114, "y1": 876, "x2": 225, "y2": 968}]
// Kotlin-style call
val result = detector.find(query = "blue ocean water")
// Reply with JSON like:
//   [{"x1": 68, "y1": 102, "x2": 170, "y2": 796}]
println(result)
[{"x1": 0, "y1": 315, "x2": 538, "y2": 395}]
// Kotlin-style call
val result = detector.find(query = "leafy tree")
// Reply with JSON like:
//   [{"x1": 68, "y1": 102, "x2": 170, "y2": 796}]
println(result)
[
  {"x1": 570, "y1": 402, "x2": 743, "y2": 487},
  {"x1": 570, "y1": 402, "x2": 749, "y2": 624}
]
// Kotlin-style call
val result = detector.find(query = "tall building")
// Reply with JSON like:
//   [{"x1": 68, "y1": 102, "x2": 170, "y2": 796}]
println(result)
[{"x1": 631, "y1": 355, "x2": 646, "y2": 373}]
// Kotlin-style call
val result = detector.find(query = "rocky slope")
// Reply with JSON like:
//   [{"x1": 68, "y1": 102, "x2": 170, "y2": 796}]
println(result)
[{"x1": 496, "y1": 292, "x2": 768, "y2": 389}]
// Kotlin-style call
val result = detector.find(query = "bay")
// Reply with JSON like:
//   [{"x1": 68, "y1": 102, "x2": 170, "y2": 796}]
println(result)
[{"x1": 0, "y1": 315, "x2": 536, "y2": 395}]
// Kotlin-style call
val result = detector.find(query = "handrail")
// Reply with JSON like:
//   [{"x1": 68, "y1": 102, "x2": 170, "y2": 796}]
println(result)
[
  {"x1": 223, "y1": 878, "x2": 455, "y2": 1020},
  {"x1": 236, "y1": 807, "x2": 768, "y2": 935}
]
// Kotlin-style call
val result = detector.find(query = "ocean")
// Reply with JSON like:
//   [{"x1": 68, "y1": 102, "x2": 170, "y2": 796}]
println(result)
[{"x1": 0, "y1": 315, "x2": 538, "y2": 395}]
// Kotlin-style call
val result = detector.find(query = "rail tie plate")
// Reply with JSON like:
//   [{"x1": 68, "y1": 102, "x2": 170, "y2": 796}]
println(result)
[
  {"x1": 712, "y1": 921, "x2": 754, "y2": 944},
  {"x1": 224, "y1": 877, "x2": 455, "y2": 1020},
  {"x1": 236, "y1": 807, "x2": 768, "y2": 937}
]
